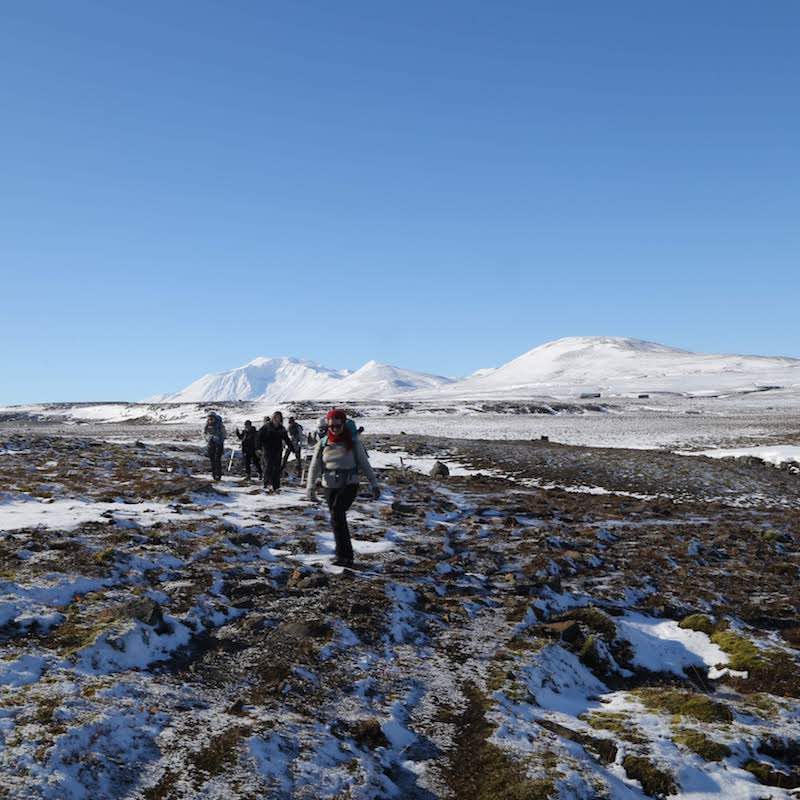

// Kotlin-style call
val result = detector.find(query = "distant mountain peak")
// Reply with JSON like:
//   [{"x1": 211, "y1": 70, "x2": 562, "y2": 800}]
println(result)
[
  {"x1": 157, "y1": 355, "x2": 453, "y2": 403},
  {"x1": 530, "y1": 336, "x2": 690, "y2": 355},
  {"x1": 152, "y1": 337, "x2": 800, "y2": 403}
]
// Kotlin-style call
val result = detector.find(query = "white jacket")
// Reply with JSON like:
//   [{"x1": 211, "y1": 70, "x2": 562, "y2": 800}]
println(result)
[{"x1": 306, "y1": 437, "x2": 378, "y2": 491}]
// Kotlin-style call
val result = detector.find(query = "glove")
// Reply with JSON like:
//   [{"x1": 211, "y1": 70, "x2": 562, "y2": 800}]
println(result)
[{"x1": 371, "y1": 485, "x2": 381, "y2": 501}]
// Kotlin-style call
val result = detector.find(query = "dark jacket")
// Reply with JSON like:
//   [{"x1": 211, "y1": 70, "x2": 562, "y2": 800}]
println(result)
[
  {"x1": 257, "y1": 422, "x2": 293, "y2": 455},
  {"x1": 236, "y1": 426, "x2": 258, "y2": 453},
  {"x1": 203, "y1": 414, "x2": 226, "y2": 445},
  {"x1": 287, "y1": 421, "x2": 303, "y2": 444}
]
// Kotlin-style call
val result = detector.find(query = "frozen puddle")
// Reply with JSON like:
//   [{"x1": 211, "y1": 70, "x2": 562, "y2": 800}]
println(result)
[
  {"x1": 615, "y1": 612, "x2": 729, "y2": 677},
  {"x1": 368, "y1": 449, "x2": 492, "y2": 477},
  {"x1": 678, "y1": 444, "x2": 800, "y2": 466}
]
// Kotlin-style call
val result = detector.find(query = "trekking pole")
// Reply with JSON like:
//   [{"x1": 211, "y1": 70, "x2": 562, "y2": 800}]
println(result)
[{"x1": 227, "y1": 445, "x2": 238, "y2": 473}]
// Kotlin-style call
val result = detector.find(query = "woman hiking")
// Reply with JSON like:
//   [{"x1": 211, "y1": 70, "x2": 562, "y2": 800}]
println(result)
[{"x1": 306, "y1": 408, "x2": 380, "y2": 568}]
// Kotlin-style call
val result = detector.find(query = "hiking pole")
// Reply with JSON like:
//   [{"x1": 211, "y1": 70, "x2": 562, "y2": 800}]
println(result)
[{"x1": 227, "y1": 445, "x2": 238, "y2": 473}]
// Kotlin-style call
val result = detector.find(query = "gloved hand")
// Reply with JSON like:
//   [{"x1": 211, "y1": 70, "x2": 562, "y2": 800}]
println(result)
[{"x1": 371, "y1": 485, "x2": 381, "y2": 501}]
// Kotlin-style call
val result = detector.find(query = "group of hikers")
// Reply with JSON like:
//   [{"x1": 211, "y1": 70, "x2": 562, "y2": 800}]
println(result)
[
  {"x1": 203, "y1": 411, "x2": 305, "y2": 488},
  {"x1": 203, "y1": 408, "x2": 380, "y2": 568}
]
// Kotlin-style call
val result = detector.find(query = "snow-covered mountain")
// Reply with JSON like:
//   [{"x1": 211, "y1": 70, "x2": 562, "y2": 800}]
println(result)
[
  {"x1": 153, "y1": 338, "x2": 800, "y2": 403},
  {"x1": 155, "y1": 357, "x2": 454, "y2": 403},
  {"x1": 438, "y1": 336, "x2": 800, "y2": 397},
  {"x1": 334, "y1": 361, "x2": 457, "y2": 399}
]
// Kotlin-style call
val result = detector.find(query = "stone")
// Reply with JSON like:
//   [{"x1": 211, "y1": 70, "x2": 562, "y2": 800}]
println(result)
[
  {"x1": 430, "y1": 461, "x2": 450, "y2": 478},
  {"x1": 127, "y1": 598, "x2": 166, "y2": 630},
  {"x1": 537, "y1": 620, "x2": 582, "y2": 644}
]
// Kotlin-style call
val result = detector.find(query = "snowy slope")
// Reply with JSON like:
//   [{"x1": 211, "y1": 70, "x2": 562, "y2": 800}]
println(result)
[
  {"x1": 156, "y1": 357, "x2": 453, "y2": 403},
  {"x1": 155, "y1": 357, "x2": 348, "y2": 403},
  {"x1": 333, "y1": 361, "x2": 456, "y2": 399},
  {"x1": 435, "y1": 336, "x2": 800, "y2": 398}
]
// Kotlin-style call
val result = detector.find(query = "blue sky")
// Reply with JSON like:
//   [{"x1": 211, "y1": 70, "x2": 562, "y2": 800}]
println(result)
[{"x1": 2, "y1": 1, "x2": 798, "y2": 403}]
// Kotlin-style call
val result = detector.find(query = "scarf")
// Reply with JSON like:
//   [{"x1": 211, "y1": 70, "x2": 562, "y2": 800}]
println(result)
[{"x1": 326, "y1": 409, "x2": 353, "y2": 451}]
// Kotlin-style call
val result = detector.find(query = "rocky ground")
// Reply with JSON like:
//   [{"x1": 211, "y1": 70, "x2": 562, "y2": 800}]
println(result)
[{"x1": 0, "y1": 428, "x2": 799, "y2": 799}]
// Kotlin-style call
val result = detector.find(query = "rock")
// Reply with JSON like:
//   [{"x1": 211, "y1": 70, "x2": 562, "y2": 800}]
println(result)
[
  {"x1": 127, "y1": 598, "x2": 166, "y2": 631},
  {"x1": 332, "y1": 717, "x2": 389, "y2": 750},
  {"x1": 537, "y1": 719, "x2": 617, "y2": 765},
  {"x1": 430, "y1": 461, "x2": 450, "y2": 478},
  {"x1": 276, "y1": 618, "x2": 331, "y2": 641},
  {"x1": 537, "y1": 620, "x2": 582, "y2": 644},
  {"x1": 743, "y1": 760, "x2": 800, "y2": 790},
  {"x1": 296, "y1": 573, "x2": 329, "y2": 590},
  {"x1": 287, "y1": 568, "x2": 311, "y2": 589}
]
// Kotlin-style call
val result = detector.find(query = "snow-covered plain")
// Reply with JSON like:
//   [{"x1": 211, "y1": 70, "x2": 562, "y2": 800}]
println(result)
[
  {"x1": 4, "y1": 389, "x2": 799, "y2": 452},
  {"x1": 1, "y1": 417, "x2": 799, "y2": 797}
]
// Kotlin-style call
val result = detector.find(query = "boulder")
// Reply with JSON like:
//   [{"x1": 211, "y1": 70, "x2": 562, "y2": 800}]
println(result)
[
  {"x1": 127, "y1": 598, "x2": 165, "y2": 630},
  {"x1": 537, "y1": 620, "x2": 582, "y2": 644},
  {"x1": 430, "y1": 461, "x2": 450, "y2": 478},
  {"x1": 738, "y1": 455, "x2": 766, "y2": 468}
]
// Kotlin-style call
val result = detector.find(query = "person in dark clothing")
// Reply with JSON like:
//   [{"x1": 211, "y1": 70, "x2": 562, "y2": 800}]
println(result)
[
  {"x1": 281, "y1": 416, "x2": 304, "y2": 477},
  {"x1": 235, "y1": 420, "x2": 262, "y2": 480},
  {"x1": 203, "y1": 412, "x2": 226, "y2": 481},
  {"x1": 256, "y1": 411, "x2": 293, "y2": 493}
]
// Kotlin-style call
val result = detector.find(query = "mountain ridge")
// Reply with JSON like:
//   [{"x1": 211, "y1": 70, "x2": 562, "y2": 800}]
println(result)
[{"x1": 152, "y1": 337, "x2": 800, "y2": 402}]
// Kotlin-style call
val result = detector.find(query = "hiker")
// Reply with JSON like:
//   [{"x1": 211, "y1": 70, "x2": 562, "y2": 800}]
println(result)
[
  {"x1": 257, "y1": 411, "x2": 293, "y2": 493},
  {"x1": 281, "y1": 416, "x2": 304, "y2": 477},
  {"x1": 235, "y1": 420, "x2": 261, "y2": 480},
  {"x1": 306, "y1": 408, "x2": 380, "y2": 568},
  {"x1": 203, "y1": 412, "x2": 226, "y2": 481}
]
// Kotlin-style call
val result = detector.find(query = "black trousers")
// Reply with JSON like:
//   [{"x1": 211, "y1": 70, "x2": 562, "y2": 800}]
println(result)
[
  {"x1": 281, "y1": 444, "x2": 302, "y2": 474},
  {"x1": 208, "y1": 441, "x2": 223, "y2": 481},
  {"x1": 262, "y1": 449, "x2": 282, "y2": 490},
  {"x1": 325, "y1": 483, "x2": 359, "y2": 563},
  {"x1": 243, "y1": 449, "x2": 262, "y2": 478}
]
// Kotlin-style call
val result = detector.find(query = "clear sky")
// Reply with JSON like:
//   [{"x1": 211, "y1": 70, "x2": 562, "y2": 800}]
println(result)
[{"x1": 2, "y1": 1, "x2": 798, "y2": 403}]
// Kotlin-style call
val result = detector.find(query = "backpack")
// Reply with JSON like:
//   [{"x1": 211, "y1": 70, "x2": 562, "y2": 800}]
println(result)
[{"x1": 317, "y1": 419, "x2": 364, "y2": 485}]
